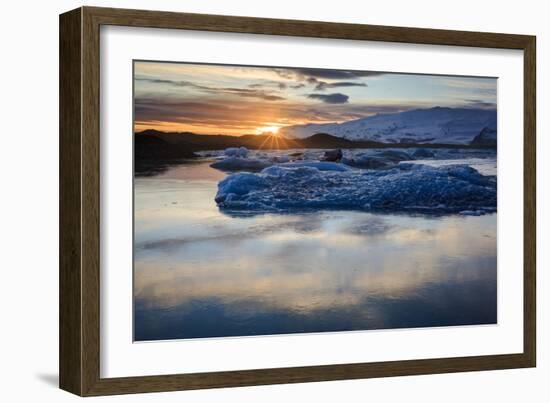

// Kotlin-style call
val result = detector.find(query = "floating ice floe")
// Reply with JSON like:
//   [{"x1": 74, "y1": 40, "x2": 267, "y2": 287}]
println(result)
[
  {"x1": 375, "y1": 150, "x2": 412, "y2": 162},
  {"x1": 210, "y1": 156, "x2": 272, "y2": 172},
  {"x1": 274, "y1": 161, "x2": 351, "y2": 172},
  {"x1": 224, "y1": 147, "x2": 249, "y2": 158},
  {"x1": 208, "y1": 147, "x2": 497, "y2": 173},
  {"x1": 270, "y1": 155, "x2": 290, "y2": 163},
  {"x1": 210, "y1": 154, "x2": 296, "y2": 172},
  {"x1": 211, "y1": 147, "x2": 298, "y2": 172},
  {"x1": 342, "y1": 155, "x2": 396, "y2": 169},
  {"x1": 209, "y1": 147, "x2": 263, "y2": 172},
  {"x1": 215, "y1": 163, "x2": 496, "y2": 215},
  {"x1": 412, "y1": 148, "x2": 436, "y2": 159},
  {"x1": 342, "y1": 149, "x2": 413, "y2": 169}
]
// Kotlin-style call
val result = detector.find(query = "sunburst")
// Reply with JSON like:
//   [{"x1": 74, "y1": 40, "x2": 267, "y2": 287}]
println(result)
[
  {"x1": 257, "y1": 125, "x2": 280, "y2": 135},
  {"x1": 257, "y1": 124, "x2": 288, "y2": 150}
]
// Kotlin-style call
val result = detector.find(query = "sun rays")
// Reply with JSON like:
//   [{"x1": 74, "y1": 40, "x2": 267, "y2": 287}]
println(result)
[
  {"x1": 257, "y1": 131, "x2": 295, "y2": 150},
  {"x1": 257, "y1": 125, "x2": 281, "y2": 135},
  {"x1": 254, "y1": 124, "x2": 297, "y2": 150}
]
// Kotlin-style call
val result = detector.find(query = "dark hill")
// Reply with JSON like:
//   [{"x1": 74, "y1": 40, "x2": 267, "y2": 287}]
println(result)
[
  {"x1": 470, "y1": 127, "x2": 497, "y2": 147},
  {"x1": 135, "y1": 132, "x2": 197, "y2": 159},
  {"x1": 134, "y1": 130, "x2": 495, "y2": 163},
  {"x1": 299, "y1": 133, "x2": 384, "y2": 148}
]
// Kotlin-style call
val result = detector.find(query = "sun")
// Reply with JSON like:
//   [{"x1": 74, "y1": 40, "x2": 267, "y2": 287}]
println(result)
[{"x1": 257, "y1": 125, "x2": 280, "y2": 135}]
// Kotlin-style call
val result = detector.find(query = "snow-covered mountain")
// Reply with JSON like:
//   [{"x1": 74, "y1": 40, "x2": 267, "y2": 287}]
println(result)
[
  {"x1": 279, "y1": 107, "x2": 497, "y2": 145},
  {"x1": 470, "y1": 127, "x2": 497, "y2": 147}
]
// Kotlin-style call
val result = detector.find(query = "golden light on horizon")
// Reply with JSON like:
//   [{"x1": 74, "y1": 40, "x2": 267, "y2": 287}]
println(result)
[{"x1": 256, "y1": 125, "x2": 281, "y2": 135}]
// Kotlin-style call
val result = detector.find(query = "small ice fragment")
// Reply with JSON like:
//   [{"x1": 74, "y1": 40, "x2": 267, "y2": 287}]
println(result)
[
  {"x1": 224, "y1": 147, "x2": 249, "y2": 158},
  {"x1": 210, "y1": 157, "x2": 272, "y2": 172}
]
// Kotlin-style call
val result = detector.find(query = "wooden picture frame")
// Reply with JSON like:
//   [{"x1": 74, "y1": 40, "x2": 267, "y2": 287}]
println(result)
[{"x1": 59, "y1": 6, "x2": 536, "y2": 396}]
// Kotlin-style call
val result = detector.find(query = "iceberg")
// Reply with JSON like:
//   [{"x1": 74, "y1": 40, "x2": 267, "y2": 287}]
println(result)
[
  {"x1": 224, "y1": 147, "x2": 249, "y2": 158},
  {"x1": 210, "y1": 147, "x2": 274, "y2": 171},
  {"x1": 215, "y1": 163, "x2": 496, "y2": 215},
  {"x1": 270, "y1": 155, "x2": 290, "y2": 163},
  {"x1": 210, "y1": 154, "x2": 350, "y2": 173},
  {"x1": 342, "y1": 149, "x2": 412, "y2": 169},
  {"x1": 412, "y1": 148, "x2": 436, "y2": 159},
  {"x1": 275, "y1": 160, "x2": 351, "y2": 172},
  {"x1": 210, "y1": 157, "x2": 272, "y2": 172},
  {"x1": 376, "y1": 150, "x2": 412, "y2": 162},
  {"x1": 343, "y1": 155, "x2": 396, "y2": 169}
]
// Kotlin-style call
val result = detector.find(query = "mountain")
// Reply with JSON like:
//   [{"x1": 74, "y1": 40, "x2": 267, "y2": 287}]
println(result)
[
  {"x1": 470, "y1": 127, "x2": 497, "y2": 147},
  {"x1": 279, "y1": 107, "x2": 497, "y2": 145},
  {"x1": 135, "y1": 119, "x2": 496, "y2": 164},
  {"x1": 135, "y1": 132, "x2": 198, "y2": 159},
  {"x1": 135, "y1": 130, "x2": 400, "y2": 157}
]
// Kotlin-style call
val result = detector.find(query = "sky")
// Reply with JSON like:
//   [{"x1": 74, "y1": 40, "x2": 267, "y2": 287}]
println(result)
[{"x1": 134, "y1": 61, "x2": 497, "y2": 135}]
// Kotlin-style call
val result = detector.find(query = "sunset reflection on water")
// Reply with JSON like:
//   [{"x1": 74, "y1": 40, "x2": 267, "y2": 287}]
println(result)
[{"x1": 134, "y1": 159, "x2": 497, "y2": 341}]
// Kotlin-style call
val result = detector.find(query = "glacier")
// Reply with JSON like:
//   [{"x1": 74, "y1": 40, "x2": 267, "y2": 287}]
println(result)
[
  {"x1": 215, "y1": 162, "x2": 496, "y2": 215},
  {"x1": 279, "y1": 107, "x2": 497, "y2": 145}
]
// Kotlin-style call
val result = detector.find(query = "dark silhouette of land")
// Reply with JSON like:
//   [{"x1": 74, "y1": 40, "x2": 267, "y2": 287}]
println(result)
[{"x1": 135, "y1": 129, "x2": 496, "y2": 162}]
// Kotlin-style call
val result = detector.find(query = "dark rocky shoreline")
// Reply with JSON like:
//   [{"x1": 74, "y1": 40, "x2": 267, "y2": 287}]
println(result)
[{"x1": 135, "y1": 129, "x2": 497, "y2": 166}]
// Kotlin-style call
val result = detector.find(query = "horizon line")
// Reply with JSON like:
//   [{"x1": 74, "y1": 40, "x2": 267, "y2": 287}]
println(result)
[{"x1": 134, "y1": 105, "x2": 497, "y2": 137}]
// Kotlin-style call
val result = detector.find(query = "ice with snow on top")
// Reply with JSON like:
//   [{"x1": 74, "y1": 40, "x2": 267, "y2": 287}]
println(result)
[
  {"x1": 210, "y1": 156, "x2": 272, "y2": 172},
  {"x1": 342, "y1": 155, "x2": 395, "y2": 169},
  {"x1": 224, "y1": 147, "x2": 249, "y2": 158},
  {"x1": 342, "y1": 149, "x2": 413, "y2": 169},
  {"x1": 208, "y1": 147, "x2": 496, "y2": 173},
  {"x1": 215, "y1": 162, "x2": 496, "y2": 215},
  {"x1": 210, "y1": 150, "x2": 295, "y2": 172},
  {"x1": 279, "y1": 107, "x2": 497, "y2": 145},
  {"x1": 275, "y1": 160, "x2": 351, "y2": 171}
]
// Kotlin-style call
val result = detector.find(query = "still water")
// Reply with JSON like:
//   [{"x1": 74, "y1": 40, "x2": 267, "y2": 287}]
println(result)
[{"x1": 134, "y1": 158, "x2": 497, "y2": 341}]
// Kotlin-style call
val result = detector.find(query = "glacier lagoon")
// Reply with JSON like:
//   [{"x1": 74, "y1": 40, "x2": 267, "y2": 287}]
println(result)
[{"x1": 134, "y1": 148, "x2": 497, "y2": 341}]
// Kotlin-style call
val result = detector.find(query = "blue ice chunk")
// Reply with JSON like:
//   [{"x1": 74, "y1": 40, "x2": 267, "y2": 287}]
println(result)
[
  {"x1": 215, "y1": 163, "x2": 497, "y2": 215},
  {"x1": 210, "y1": 157, "x2": 272, "y2": 172},
  {"x1": 224, "y1": 147, "x2": 249, "y2": 157},
  {"x1": 275, "y1": 160, "x2": 351, "y2": 172}
]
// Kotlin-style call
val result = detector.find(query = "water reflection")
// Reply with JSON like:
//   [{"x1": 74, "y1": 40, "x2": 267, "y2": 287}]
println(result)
[{"x1": 134, "y1": 159, "x2": 497, "y2": 341}]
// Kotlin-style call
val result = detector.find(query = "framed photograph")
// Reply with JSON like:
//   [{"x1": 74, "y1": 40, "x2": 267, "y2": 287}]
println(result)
[{"x1": 59, "y1": 6, "x2": 536, "y2": 396}]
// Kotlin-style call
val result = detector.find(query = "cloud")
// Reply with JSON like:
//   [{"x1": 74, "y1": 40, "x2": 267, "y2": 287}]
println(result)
[
  {"x1": 271, "y1": 68, "x2": 382, "y2": 91},
  {"x1": 136, "y1": 77, "x2": 285, "y2": 101},
  {"x1": 440, "y1": 77, "x2": 496, "y2": 90},
  {"x1": 134, "y1": 93, "x2": 432, "y2": 134},
  {"x1": 135, "y1": 77, "x2": 213, "y2": 91},
  {"x1": 270, "y1": 68, "x2": 376, "y2": 92},
  {"x1": 134, "y1": 63, "x2": 499, "y2": 135},
  {"x1": 286, "y1": 68, "x2": 383, "y2": 80},
  {"x1": 134, "y1": 97, "x2": 317, "y2": 133},
  {"x1": 464, "y1": 99, "x2": 497, "y2": 109},
  {"x1": 437, "y1": 77, "x2": 497, "y2": 98},
  {"x1": 315, "y1": 81, "x2": 367, "y2": 91},
  {"x1": 248, "y1": 80, "x2": 288, "y2": 90},
  {"x1": 307, "y1": 93, "x2": 349, "y2": 104},
  {"x1": 222, "y1": 88, "x2": 285, "y2": 101}
]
